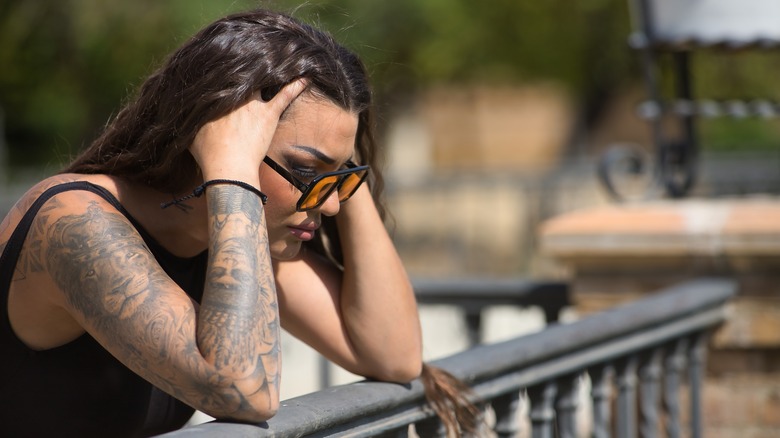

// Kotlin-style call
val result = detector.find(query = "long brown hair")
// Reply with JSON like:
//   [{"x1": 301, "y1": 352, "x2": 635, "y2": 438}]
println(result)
[
  {"x1": 63, "y1": 9, "x2": 385, "y2": 209},
  {"x1": 63, "y1": 8, "x2": 477, "y2": 434}
]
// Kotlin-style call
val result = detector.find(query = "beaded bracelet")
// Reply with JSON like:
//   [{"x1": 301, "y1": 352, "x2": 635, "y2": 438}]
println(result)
[{"x1": 161, "y1": 179, "x2": 268, "y2": 209}]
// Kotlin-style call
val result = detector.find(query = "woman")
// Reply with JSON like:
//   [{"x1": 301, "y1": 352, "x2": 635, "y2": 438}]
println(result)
[{"x1": 0, "y1": 8, "x2": 476, "y2": 437}]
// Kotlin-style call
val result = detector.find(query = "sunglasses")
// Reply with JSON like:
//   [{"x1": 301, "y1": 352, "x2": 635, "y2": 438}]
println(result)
[{"x1": 263, "y1": 156, "x2": 370, "y2": 211}]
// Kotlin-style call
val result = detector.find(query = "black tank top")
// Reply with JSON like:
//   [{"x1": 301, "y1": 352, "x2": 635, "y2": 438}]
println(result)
[{"x1": 0, "y1": 181, "x2": 208, "y2": 437}]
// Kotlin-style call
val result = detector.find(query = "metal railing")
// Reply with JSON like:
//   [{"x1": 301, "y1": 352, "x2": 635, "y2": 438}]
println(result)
[
  {"x1": 413, "y1": 278, "x2": 569, "y2": 341},
  {"x1": 161, "y1": 278, "x2": 736, "y2": 438},
  {"x1": 316, "y1": 279, "x2": 569, "y2": 389}
]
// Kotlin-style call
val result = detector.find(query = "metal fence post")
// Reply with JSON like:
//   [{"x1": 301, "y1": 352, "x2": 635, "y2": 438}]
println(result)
[
  {"x1": 638, "y1": 347, "x2": 663, "y2": 438},
  {"x1": 555, "y1": 374, "x2": 581, "y2": 438},
  {"x1": 688, "y1": 332, "x2": 710, "y2": 438},
  {"x1": 493, "y1": 391, "x2": 522, "y2": 438},
  {"x1": 589, "y1": 364, "x2": 614, "y2": 438},
  {"x1": 664, "y1": 337, "x2": 689, "y2": 438},
  {"x1": 616, "y1": 355, "x2": 639, "y2": 438},
  {"x1": 528, "y1": 382, "x2": 558, "y2": 438}
]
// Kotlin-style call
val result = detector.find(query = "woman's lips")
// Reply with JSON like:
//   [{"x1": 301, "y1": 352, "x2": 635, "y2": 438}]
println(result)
[{"x1": 288, "y1": 225, "x2": 318, "y2": 241}]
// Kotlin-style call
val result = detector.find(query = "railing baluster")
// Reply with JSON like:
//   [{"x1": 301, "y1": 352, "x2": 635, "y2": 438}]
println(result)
[
  {"x1": 464, "y1": 306, "x2": 483, "y2": 347},
  {"x1": 589, "y1": 364, "x2": 614, "y2": 438},
  {"x1": 414, "y1": 416, "x2": 446, "y2": 438},
  {"x1": 688, "y1": 331, "x2": 709, "y2": 438},
  {"x1": 639, "y1": 348, "x2": 663, "y2": 438},
  {"x1": 528, "y1": 382, "x2": 558, "y2": 438},
  {"x1": 616, "y1": 355, "x2": 639, "y2": 438},
  {"x1": 664, "y1": 337, "x2": 689, "y2": 438},
  {"x1": 555, "y1": 374, "x2": 580, "y2": 438},
  {"x1": 493, "y1": 391, "x2": 522, "y2": 438}
]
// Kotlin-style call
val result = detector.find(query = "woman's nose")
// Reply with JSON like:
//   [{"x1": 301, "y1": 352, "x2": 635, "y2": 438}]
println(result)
[{"x1": 317, "y1": 190, "x2": 341, "y2": 217}]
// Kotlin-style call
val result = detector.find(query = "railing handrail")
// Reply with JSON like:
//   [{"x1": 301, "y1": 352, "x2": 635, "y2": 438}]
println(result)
[
  {"x1": 447, "y1": 277, "x2": 732, "y2": 379},
  {"x1": 413, "y1": 277, "x2": 567, "y2": 301},
  {"x1": 159, "y1": 277, "x2": 736, "y2": 437},
  {"x1": 413, "y1": 277, "x2": 569, "y2": 324}
]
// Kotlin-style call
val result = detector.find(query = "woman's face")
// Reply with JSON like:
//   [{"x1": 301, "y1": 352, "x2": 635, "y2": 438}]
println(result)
[{"x1": 260, "y1": 94, "x2": 359, "y2": 260}]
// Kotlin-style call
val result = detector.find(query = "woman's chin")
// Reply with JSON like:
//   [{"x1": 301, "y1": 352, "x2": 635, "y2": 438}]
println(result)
[{"x1": 270, "y1": 241, "x2": 302, "y2": 261}]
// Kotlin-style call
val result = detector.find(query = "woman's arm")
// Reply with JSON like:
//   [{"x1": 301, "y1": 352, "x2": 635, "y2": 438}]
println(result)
[
  {"x1": 42, "y1": 81, "x2": 307, "y2": 423},
  {"x1": 40, "y1": 188, "x2": 276, "y2": 422},
  {"x1": 275, "y1": 185, "x2": 422, "y2": 382},
  {"x1": 199, "y1": 183, "x2": 281, "y2": 413}
]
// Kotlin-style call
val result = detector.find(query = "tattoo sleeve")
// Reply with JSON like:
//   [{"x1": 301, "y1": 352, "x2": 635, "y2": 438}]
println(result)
[
  {"x1": 45, "y1": 201, "x2": 184, "y2": 339},
  {"x1": 199, "y1": 184, "x2": 280, "y2": 403},
  {"x1": 15, "y1": 197, "x2": 62, "y2": 279},
  {"x1": 44, "y1": 187, "x2": 279, "y2": 418}
]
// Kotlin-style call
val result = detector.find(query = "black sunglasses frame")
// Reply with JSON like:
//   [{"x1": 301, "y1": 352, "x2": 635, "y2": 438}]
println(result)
[{"x1": 263, "y1": 156, "x2": 370, "y2": 211}]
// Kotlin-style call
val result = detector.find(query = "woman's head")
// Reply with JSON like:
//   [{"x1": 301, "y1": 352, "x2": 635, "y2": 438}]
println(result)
[
  {"x1": 65, "y1": 8, "x2": 380, "y2": 199},
  {"x1": 260, "y1": 93, "x2": 360, "y2": 260}
]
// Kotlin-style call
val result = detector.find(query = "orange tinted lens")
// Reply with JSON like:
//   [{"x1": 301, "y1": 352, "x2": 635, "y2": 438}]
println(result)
[
  {"x1": 338, "y1": 173, "x2": 365, "y2": 201},
  {"x1": 300, "y1": 176, "x2": 339, "y2": 209}
]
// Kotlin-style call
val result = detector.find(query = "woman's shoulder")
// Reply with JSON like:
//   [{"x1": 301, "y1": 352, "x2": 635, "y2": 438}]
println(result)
[
  {"x1": 24, "y1": 173, "x2": 117, "y2": 198},
  {"x1": 1, "y1": 174, "x2": 121, "y2": 246},
  {"x1": 18, "y1": 174, "x2": 120, "y2": 209}
]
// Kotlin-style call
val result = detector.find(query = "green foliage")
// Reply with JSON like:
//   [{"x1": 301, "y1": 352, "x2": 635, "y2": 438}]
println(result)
[
  {"x1": 700, "y1": 119, "x2": 780, "y2": 152},
  {"x1": 653, "y1": 50, "x2": 780, "y2": 152},
  {"x1": 0, "y1": 0, "x2": 257, "y2": 166},
  {"x1": 1, "y1": 0, "x2": 777, "y2": 168},
  {"x1": 282, "y1": 0, "x2": 634, "y2": 91}
]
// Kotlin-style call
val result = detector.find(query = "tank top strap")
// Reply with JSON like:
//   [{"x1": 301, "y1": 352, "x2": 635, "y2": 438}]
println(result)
[{"x1": 0, "y1": 181, "x2": 126, "y2": 297}]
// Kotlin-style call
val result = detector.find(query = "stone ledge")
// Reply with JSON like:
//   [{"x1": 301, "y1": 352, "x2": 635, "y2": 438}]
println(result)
[
  {"x1": 540, "y1": 197, "x2": 780, "y2": 258},
  {"x1": 538, "y1": 197, "x2": 780, "y2": 348}
]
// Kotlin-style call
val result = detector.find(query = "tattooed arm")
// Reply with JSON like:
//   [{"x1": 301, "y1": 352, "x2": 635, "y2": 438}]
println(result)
[
  {"x1": 34, "y1": 81, "x2": 306, "y2": 422},
  {"x1": 198, "y1": 185, "x2": 280, "y2": 411},
  {"x1": 43, "y1": 187, "x2": 278, "y2": 422}
]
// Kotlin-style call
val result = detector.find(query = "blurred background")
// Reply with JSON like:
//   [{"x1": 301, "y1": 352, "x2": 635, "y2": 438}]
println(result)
[
  {"x1": 2, "y1": 0, "x2": 779, "y2": 279},
  {"x1": 2, "y1": 0, "x2": 780, "y2": 403}
]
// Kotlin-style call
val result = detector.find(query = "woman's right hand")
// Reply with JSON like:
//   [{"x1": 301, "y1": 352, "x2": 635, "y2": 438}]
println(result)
[{"x1": 189, "y1": 79, "x2": 309, "y2": 183}]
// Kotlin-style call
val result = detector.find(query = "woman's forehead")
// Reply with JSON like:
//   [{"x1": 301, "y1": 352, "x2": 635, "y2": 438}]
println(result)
[{"x1": 275, "y1": 95, "x2": 359, "y2": 162}]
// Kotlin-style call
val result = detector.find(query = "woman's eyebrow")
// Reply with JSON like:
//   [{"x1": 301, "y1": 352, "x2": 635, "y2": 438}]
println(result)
[{"x1": 290, "y1": 145, "x2": 337, "y2": 165}]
